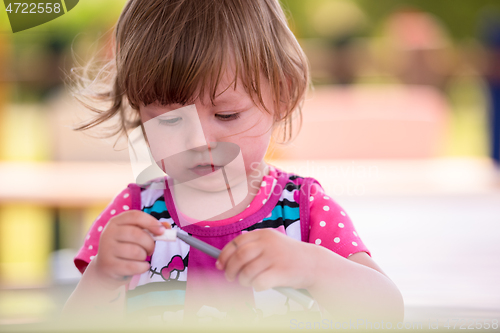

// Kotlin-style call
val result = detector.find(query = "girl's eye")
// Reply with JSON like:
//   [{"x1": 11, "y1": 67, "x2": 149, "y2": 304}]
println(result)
[
  {"x1": 158, "y1": 117, "x2": 182, "y2": 125},
  {"x1": 216, "y1": 113, "x2": 240, "y2": 121}
]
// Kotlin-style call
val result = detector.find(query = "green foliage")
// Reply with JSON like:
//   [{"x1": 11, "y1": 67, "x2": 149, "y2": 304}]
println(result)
[{"x1": 281, "y1": 0, "x2": 500, "y2": 40}]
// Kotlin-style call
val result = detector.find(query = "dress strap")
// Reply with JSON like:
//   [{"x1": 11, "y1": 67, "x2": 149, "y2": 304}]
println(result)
[
  {"x1": 299, "y1": 177, "x2": 319, "y2": 242},
  {"x1": 127, "y1": 183, "x2": 142, "y2": 210}
]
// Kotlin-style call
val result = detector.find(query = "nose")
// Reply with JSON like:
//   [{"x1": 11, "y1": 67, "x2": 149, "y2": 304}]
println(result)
[
  {"x1": 185, "y1": 111, "x2": 217, "y2": 152},
  {"x1": 189, "y1": 140, "x2": 218, "y2": 152},
  {"x1": 186, "y1": 126, "x2": 207, "y2": 152}
]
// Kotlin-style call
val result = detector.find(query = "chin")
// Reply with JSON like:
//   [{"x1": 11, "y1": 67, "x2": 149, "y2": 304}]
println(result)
[
  {"x1": 183, "y1": 178, "x2": 230, "y2": 192},
  {"x1": 181, "y1": 169, "x2": 248, "y2": 193}
]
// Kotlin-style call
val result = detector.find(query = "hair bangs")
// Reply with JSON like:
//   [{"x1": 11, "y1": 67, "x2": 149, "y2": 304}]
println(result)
[{"x1": 117, "y1": 1, "x2": 245, "y2": 110}]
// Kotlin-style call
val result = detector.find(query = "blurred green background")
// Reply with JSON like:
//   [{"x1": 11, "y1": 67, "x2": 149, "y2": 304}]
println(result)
[{"x1": 1, "y1": 0, "x2": 499, "y2": 327}]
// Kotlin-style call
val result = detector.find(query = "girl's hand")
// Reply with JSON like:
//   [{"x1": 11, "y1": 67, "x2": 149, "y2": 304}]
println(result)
[
  {"x1": 216, "y1": 229, "x2": 319, "y2": 291},
  {"x1": 92, "y1": 210, "x2": 166, "y2": 289}
]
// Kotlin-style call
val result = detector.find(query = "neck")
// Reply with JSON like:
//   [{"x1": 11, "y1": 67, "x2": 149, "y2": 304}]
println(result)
[
  {"x1": 206, "y1": 160, "x2": 269, "y2": 221},
  {"x1": 170, "y1": 160, "x2": 269, "y2": 222}
]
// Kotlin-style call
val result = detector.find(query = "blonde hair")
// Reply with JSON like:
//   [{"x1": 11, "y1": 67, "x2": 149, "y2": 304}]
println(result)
[{"x1": 70, "y1": 0, "x2": 310, "y2": 143}]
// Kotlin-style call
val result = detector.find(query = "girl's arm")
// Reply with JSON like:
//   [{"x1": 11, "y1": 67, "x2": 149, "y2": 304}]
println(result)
[
  {"x1": 61, "y1": 259, "x2": 127, "y2": 321},
  {"x1": 218, "y1": 180, "x2": 403, "y2": 322},
  {"x1": 61, "y1": 210, "x2": 166, "y2": 321},
  {"x1": 303, "y1": 182, "x2": 404, "y2": 322},
  {"x1": 217, "y1": 229, "x2": 403, "y2": 323},
  {"x1": 305, "y1": 245, "x2": 404, "y2": 323}
]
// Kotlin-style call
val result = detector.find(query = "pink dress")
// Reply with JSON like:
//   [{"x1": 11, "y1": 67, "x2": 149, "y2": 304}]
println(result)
[{"x1": 75, "y1": 165, "x2": 370, "y2": 319}]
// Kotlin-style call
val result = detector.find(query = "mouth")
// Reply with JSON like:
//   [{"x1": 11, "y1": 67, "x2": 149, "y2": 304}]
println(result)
[{"x1": 189, "y1": 164, "x2": 222, "y2": 176}]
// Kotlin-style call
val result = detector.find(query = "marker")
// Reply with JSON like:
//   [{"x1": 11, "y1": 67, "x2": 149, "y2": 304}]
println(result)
[{"x1": 154, "y1": 228, "x2": 316, "y2": 310}]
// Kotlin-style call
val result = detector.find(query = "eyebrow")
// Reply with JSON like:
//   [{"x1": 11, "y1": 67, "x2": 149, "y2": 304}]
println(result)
[
  {"x1": 211, "y1": 91, "x2": 253, "y2": 107},
  {"x1": 211, "y1": 101, "x2": 253, "y2": 112}
]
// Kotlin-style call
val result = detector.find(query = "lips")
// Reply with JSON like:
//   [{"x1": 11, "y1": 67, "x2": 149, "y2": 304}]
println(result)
[{"x1": 189, "y1": 164, "x2": 222, "y2": 177}]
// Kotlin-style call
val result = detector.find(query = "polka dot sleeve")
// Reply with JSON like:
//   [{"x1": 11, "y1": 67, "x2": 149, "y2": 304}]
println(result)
[
  {"x1": 74, "y1": 187, "x2": 133, "y2": 274},
  {"x1": 308, "y1": 183, "x2": 370, "y2": 258}
]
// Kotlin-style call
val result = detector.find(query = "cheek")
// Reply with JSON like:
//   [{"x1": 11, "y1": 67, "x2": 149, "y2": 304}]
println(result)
[
  {"x1": 239, "y1": 114, "x2": 273, "y2": 161},
  {"x1": 238, "y1": 132, "x2": 271, "y2": 170}
]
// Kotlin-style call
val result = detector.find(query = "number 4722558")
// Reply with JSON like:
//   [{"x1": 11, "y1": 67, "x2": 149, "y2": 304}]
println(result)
[
  {"x1": 5, "y1": 2, "x2": 62, "y2": 14},
  {"x1": 443, "y1": 319, "x2": 498, "y2": 330}
]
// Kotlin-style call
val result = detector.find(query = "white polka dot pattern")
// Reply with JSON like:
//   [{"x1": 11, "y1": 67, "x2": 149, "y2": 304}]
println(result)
[
  {"x1": 75, "y1": 187, "x2": 134, "y2": 274},
  {"x1": 307, "y1": 182, "x2": 370, "y2": 259}
]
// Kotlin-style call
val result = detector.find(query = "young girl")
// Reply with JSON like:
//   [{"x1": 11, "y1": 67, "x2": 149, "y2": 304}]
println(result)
[{"x1": 63, "y1": 0, "x2": 403, "y2": 325}]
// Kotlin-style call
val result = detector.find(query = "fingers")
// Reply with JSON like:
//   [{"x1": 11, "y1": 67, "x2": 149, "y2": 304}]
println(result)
[
  {"x1": 110, "y1": 259, "x2": 151, "y2": 279},
  {"x1": 93, "y1": 250, "x2": 151, "y2": 286},
  {"x1": 113, "y1": 210, "x2": 166, "y2": 236},
  {"x1": 217, "y1": 230, "x2": 263, "y2": 270},
  {"x1": 221, "y1": 241, "x2": 277, "y2": 290},
  {"x1": 114, "y1": 225, "x2": 156, "y2": 255},
  {"x1": 216, "y1": 229, "x2": 305, "y2": 291},
  {"x1": 249, "y1": 268, "x2": 280, "y2": 292},
  {"x1": 114, "y1": 242, "x2": 148, "y2": 262},
  {"x1": 95, "y1": 211, "x2": 168, "y2": 284},
  {"x1": 223, "y1": 241, "x2": 263, "y2": 282},
  {"x1": 236, "y1": 254, "x2": 272, "y2": 287},
  {"x1": 216, "y1": 229, "x2": 278, "y2": 290}
]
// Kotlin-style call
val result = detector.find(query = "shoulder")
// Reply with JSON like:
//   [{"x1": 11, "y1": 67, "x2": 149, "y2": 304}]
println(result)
[
  {"x1": 271, "y1": 165, "x2": 371, "y2": 258},
  {"x1": 307, "y1": 186, "x2": 371, "y2": 258},
  {"x1": 267, "y1": 165, "x2": 327, "y2": 211},
  {"x1": 270, "y1": 165, "x2": 320, "y2": 191}
]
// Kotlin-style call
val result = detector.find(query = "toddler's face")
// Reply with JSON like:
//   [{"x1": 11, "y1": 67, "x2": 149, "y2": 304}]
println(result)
[{"x1": 138, "y1": 70, "x2": 275, "y2": 193}]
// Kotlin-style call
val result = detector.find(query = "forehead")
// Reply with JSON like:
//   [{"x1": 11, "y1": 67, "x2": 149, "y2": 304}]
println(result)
[
  {"x1": 142, "y1": 68, "x2": 259, "y2": 111},
  {"x1": 201, "y1": 70, "x2": 247, "y2": 105}
]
